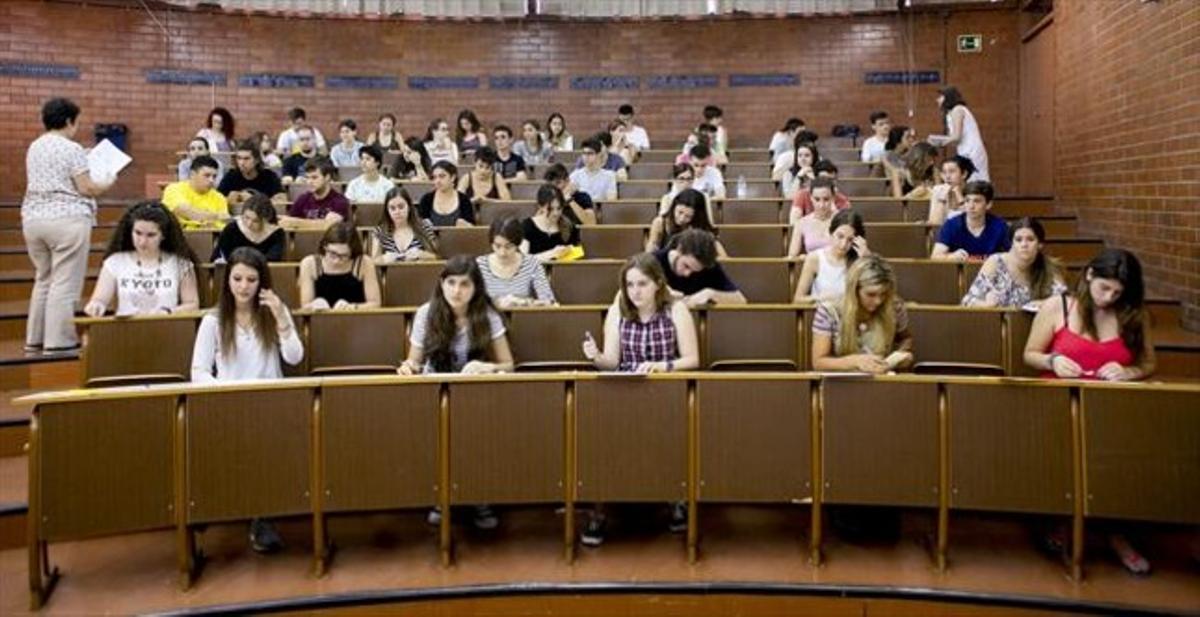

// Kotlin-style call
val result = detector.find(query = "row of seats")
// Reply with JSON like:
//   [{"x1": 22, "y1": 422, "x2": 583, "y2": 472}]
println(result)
[
  {"x1": 189, "y1": 222, "x2": 934, "y2": 262},
  {"x1": 77, "y1": 304, "x2": 1042, "y2": 386},
  {"x1": 23, "y1": 372, "x2": 1200, "y2": 603},
  {"x1": 184, "y1": 257, "x2": 987, "y2": 307}
]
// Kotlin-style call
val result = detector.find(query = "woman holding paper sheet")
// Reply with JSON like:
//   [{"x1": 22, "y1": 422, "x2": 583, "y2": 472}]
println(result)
[{"x1": 22, "y1": 97, "x2": 116, "y2": 353}]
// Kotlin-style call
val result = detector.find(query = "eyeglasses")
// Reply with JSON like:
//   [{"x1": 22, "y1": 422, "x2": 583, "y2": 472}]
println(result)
[
  {"x1": 676, "y1": 175, "x2": 694, "y2": 182},
  {"x1": 324, "y1": 249, "x2": 353, "y2": 261}
]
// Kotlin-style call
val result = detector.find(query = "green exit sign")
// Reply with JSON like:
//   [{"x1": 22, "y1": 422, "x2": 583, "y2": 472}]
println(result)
[{"x1": 958, "y1": 34, "x2": 983, "y2": 53}]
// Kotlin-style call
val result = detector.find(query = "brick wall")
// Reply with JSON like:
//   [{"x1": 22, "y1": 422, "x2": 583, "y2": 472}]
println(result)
[
  {"x1": 0, "y1": 2, "x2": 1019, "y2": 199},
  {"x1": 1054, "y1": 0, "x2": 1200, "y2": 328}
]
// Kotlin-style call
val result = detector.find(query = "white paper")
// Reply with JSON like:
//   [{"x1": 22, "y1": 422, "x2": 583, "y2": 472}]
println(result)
[{"x1": 88, "y1": 139, "x2": 132, "y2": 183}]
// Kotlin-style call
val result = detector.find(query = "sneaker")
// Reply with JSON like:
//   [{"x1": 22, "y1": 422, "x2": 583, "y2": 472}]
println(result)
[
  {"x1": 426, "y1": 507, "x2": 442, "y2": 526},
  {"x1": 249, "y1": 518, "x2": 284, "y2": 554},
  {"x1": 668, "y1": 501, "x2": 688, "y2": 534},
  {"x1": 581, "y1": 515, "x2": 607, "y2": 547},
  {"x1": 42, "y1": 344, "x2": 81, "y2": 356},
  {"x1": 472, "y1": 505, "x2": 498, "y2": 530}
]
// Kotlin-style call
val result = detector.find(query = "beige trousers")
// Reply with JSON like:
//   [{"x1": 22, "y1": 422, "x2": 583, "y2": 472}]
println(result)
[{"x1": 23, "y1": 217, "x2": 92, "y2": 349}]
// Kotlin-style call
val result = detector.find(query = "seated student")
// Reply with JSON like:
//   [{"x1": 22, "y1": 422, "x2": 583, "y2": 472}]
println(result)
[
  {"x1": 575, "y1": 132, "x2": 628, "y2": 180},
  {"x1": 931, "y1": 181, "x2": 1010, "y2": 261},
  {"x1": 282, "y1": 158, "x2": 350, "y2": 231},
  {"x1": 654, "y1": 228, "x2": 746, "y2": 307},
  {"x1": 677, "y1": 123, "x2": 728, "y2": 167},
  {"x1": 162, "y1": 154, "x2": 229, "y2": 231},
  {"x1": 214, "y1": 192, "x2": 286, "y2": 263},
  {"x1": 255, "y1": 131, "x2": 284, "y2": 175},
  {"x1": 390, "y1": 137, "x2": 432, "y2": 181},
  {"x1": 455, "y1": 109, "x2": 488, "y2": 154},
  {"x1": 298, "y1": 221, "x2": 382, "y2": 311},
  {"x1": 276, "y1": 107, "x2": 327, "y2": 156},
  {"x1": 579, "y1": 252, "x2": 700, "y2": 547},
  {"x1": 418, "y1": 161, "x2": 476, "y2": 227},
  {"x1": 881, "y1": 125, "x2": 917, "y2": 195},
  {"x1": 459, "y1": 147, "x2": 511, "y2": 203},
  {"x1": 546, "y1": 112, "x2": 573, "y2": 153},
  {"x1": 544, "y1": 163, "x2": 597, "y2": 225},
  {"x1": 787, "y1": 178, "x2": 844, "y2": 257},
  {"x1": 366, "y1": 113, "x2": 404, "y2": 153},
  {"x1": 860, "y1": 111, "x2": 891, "y2": 165},
  {"x1": 513, "y1": 119, "x2": 555, "y2": 167},
  {"x1": 371, "y1": 186, "x2": 439, "y2": 263},
  {"x1": 689, "y1": 144, "x2": 727, "y2": 200},
  {"x1": 196, "y1": 106, "x2": 235, "y2": 153},
  {"x1": 928, "y1": 155, "x2": 975, "y2": 225},
  {"x1": 703, "y1": 105, "x2": 728, "y2": 159},
  {"x1": 178, "y1": 137, "x2": 224, "y2": 182},
  {"x1": 892, "y1": 142, "x2": 938, "y2": 200},
  {"x1": 329, "y1": 119, "x2": 364, "y2": 168},
  {"x1": 793, "y1": 208, "x2": 870, "y2": 303},
  {"x1": 522, "y1": 185, "x2": 580, "y2": 262},
  {"x1": 280, "y1": 125, "x2": 321, "y2": 185},
  {"x1": 617, "y1": 104, "x2": 651, "y2": 151},
  {"x1": 218, "y1": 139, "x2": 286, "y2": 209},
  {"x1": 771, "y1": 129, "x2": 819, "y2": 179},
  {"x1": 1023, "y1": 248, "x2": 1155, "y2": 575},
  {"x1": 190, "y1": 246, "x2": 303, "y2": 554},
  {"x1": 647, "y1": 189, "x2": 726, "y2": 256},
  {"x1": 608, "y1": 118, "x2": 639, "y2": 166},
  {"x1": 657, "y1": 163, "x2": 711, "y2": 218},
  {"x1": 83, "y1": 201, "x2": 200, "y2": 317},
  {"x1": 398, "y1": 255, "x2": 513, "y2": 531},
  {"x1": 962, "y1": 218, "x2": 1066, "y2": 308},
  {"x1": 790, "y1": 160, "x2": 852, "y2": 220},
  {"x1": 476, "y1": 217, "x2": 556, "y2": 308},
  {"x1": 344, "y1": 145, "x2": 395, "y2": 204},
  {"x1": 769, "y1": 117, "x2": 804, "y2": 164},
  {"x1": 492, "y1": 125, "x2": 528, "y2": 180},
  {"x1": 423, "y1": 118, "x2": 459, "y2": 166},
  {"x1": 780, "y1": 141, "x2": 819, "y2": 200},
  {"x1": 569, "y1": 138, "x2": 619, "y2": 202},
  {"x1": 812, "y1": 255, "x2": 913, "y2": 373}
]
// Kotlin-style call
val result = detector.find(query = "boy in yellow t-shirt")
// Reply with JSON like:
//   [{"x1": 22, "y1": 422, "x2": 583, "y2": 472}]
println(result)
[{"x1": 162, "y1": 155, "x2": 228, "y2": 230}]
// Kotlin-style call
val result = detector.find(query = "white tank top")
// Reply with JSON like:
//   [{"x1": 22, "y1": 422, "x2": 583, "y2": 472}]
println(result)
[
  {"x1": 950, "y1": 106, "x2": 990, "y2": 182},
  {"x1": 811, "y1": 247, "x2": 847, "y2": 300}
]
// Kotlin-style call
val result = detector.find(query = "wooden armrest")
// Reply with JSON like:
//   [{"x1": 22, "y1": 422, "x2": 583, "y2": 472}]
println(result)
[
  {"x1": 912, "y1": 362, "x2": 1005, "y2": 377},
  {"x1": 86, "y1": 373, "x2": 188, "y2": 387},
  {"x1": 708, "y1": 359, "x2": 798, "y2": 372},
  {"x1": 514, "y1": 361, "x2": 598, "y2": 373},
  {"x1": 309, "y1": 365, "x2": 398, "y2": 376}
]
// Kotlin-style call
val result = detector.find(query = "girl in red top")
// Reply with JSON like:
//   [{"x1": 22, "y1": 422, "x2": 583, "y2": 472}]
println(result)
[{"x1": 1023, "y1": 248, "x2": 1157, "y2": 574}]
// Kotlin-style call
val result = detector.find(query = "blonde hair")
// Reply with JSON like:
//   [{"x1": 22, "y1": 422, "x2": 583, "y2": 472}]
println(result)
[{"x1": 835, "y1": 255, "x2": 899, "y2": 356}]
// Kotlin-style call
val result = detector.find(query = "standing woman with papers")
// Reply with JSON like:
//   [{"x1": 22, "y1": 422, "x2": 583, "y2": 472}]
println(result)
[{"x1": 21, "y1": 98, "x2": 117, "y2": 353}]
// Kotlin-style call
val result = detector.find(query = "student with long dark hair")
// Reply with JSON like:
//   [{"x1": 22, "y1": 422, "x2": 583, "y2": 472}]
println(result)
[
  {"x1": 298, "y1": 221, "x2": 382, "y2": 310},
  {"x1": 1024, "y1": 248, "x2": 1155, "y2": 575},
  {"x1": 196, "y1": 106, "x2": 236, "y2": 152},
  {"x1": 962, "y1": 218, "x2": 1065, "y2": 308},
  {"x1": 793, "y1": 208, "x2": 870, "y2": 303},
  {"x1": 391, "y1": 137, "x2": 431, "y2": 181},
  {"x1": 458, "y1": 146, "x2": 511, "y2": 203},
  {"x1": 546, "y1": 112, "x2": 573, "y2": 152},
  {"x1": 522, "y1": 185, "x2": 580, "y2": 262},
  {"x1": 366, "y1": 113, "x2": 403, "y2": 153},
  {"x1": 371, "y1": 186, "x2": 438, "y2": 263},
  {"x1": 418, "y1": 161, "x2": 476, "y2": 227},
  {"x1": 190, "y1": 246, "x2": 303, "y2": 554},
  {"x1": 769, "y1": 117, "x2": 805, "y2": 163},
  {"x1": 929, "y1": 86, "x2": 990, "y2": 182},
  {"x1": 84, "y1": 201, "x2": 200, "y2": 317},
  {"x1": 455, "y1": 109, "x2": 488, "y2": 153},
  {"x1": 477, "y1": 217, "x2": 556, "y2": 308},
  {"x1": 424, "y1": 118, "x2": 459, "y2": 165},
  {"x1": 647, "y1": 188, "x2": 725, "y2": 256}
]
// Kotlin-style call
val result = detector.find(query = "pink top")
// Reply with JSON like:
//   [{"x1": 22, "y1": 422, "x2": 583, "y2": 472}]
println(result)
[{"x1": 1043, "y1": 297, "x2": 1134, "y2": 379}]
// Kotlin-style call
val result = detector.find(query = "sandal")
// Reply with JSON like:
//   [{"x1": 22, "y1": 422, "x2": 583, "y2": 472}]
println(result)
[{"x1": 1110, "y1": 534, "x2": 1151, "y2": 576}]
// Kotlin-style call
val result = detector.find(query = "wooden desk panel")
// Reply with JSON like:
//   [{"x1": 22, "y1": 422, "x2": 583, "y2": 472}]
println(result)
[
  {"x1": 38, "y1": 397, "x2": 176, "y2": 540},
  {"x1": 705, "y1": 308, "x2": 800, "y2": 370},
  {"x1": 1083, "y1": 388, "x2": 1200, "y2": 524},
  {"x1": 718, "y1": 260, "x2": 793, "y2": 304},
  {"x1": 186, "y1": 388, "x2": 313, "y2": 523},
  {"x1": 549, "y1": 261, "x2": 622, "y2": 305},
  {"x1": 576, "y1": 379, "x2": 688, "y2": 503},
  {"x1": 508, "y1": 309, "x2": 602, "y2": 370},
  {"x1": 698, "y1": 379, "x2": 811, "y2": 502},
  {"x1": 822, "y1": 379, "x2": 938, "y2": 507},
  {"x1": 322, "y1": 384, "x2": 439, "y2": 512},
  {"x1": 83, "y1": 318, "x2": 198, "y2": 387},
  {"x1": 450, "y1": 382, "x2": 565, "y2": 504},
  {"x1": 308, "y1": 312, "x2": 406, "y2": 374},
  {"x1": 908, "y1": 309, "x2": 1005, "y2": 370},
  {"x1": 947, "y1": 384, "x2": 1072, "y2": 514}
]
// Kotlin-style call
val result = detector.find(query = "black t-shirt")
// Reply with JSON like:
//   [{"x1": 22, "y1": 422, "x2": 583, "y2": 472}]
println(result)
[
  {"x1": 214, "y1": 221, "x2": 286, "y2": 262},
  {"x1": 653, "y1": 248, "x2": 738, "y2": 297},
  {"x1": 522, "y1": 217, "x2": 580, "y2": 254},
  {"x1": 563, "y1": 191, "x2": 594, "y2": 225},
  {"x1": 217, "y1": 167, "x2": 283, "y2": 198},
  {"x1": 493, "y1": 152, "x2": 527, "y2": 179},
  {"x1": 418, "y1": 191, "x2": 476, "y2": 226},
  {"x1": 282, "y1": 152, "x2": 316, "y2": 180}
]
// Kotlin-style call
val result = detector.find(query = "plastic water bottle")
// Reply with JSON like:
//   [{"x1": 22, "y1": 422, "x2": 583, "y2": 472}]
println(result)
[{"x1": 736, "y1": 175, "x2": 747, "y2": 199}]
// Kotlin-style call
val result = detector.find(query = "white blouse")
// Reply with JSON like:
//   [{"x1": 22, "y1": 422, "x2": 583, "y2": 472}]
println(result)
[{"x1": 190, "y1": 312, "x2": 304, "y2": 382}]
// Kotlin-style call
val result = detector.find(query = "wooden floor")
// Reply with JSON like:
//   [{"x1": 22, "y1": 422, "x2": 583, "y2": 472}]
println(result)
[{"x1": 2, "y1": 507, "x2": 1197, "y2": 615}]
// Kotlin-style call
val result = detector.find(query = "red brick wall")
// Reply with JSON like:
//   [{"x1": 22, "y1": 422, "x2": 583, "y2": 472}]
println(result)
[
  {"x1": 1054, "y1": 0, "x2": 1200, "y2": 328},
  {"x1": 0, "y1": 2, "x2": 1019, "y2": 199}
]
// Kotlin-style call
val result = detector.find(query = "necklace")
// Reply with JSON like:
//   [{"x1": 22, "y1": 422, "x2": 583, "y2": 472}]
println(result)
[{"x1": 136, "y1": 254, "x2": 163, "y2": 277}]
